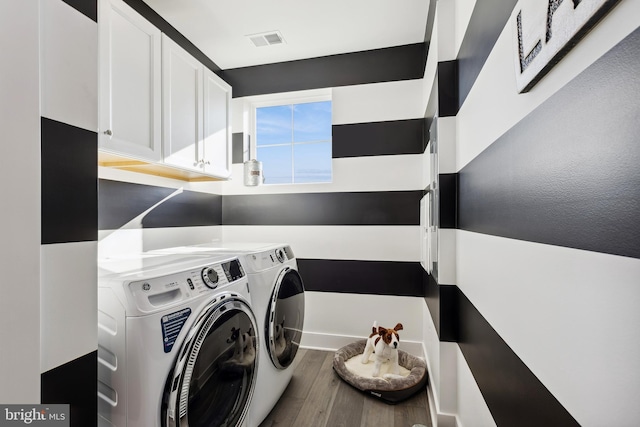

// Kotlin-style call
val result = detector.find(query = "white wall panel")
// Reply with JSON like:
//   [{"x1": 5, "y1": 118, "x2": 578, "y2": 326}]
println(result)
[
  {"x1": 438, "y1": 229, "x2": 457, "y2": 285},
  {"x1": 301, "y1": 291, "x2": 424, "y2": 347},
  {"x1": 40, "y1": 0, "x2": 97, "y2": 133},
  {"x1": 454, "y1": 0, "x2": 477, "y2": 58},
  {"x1": 423, "y1": 302, "x2": 441, "y2": 409},
  {"x1": 437, "y1": 116, "x2": 456, "y2": 174},
  {"x1": 456, "y1": 346, "x2": 496, "y2": 427},
  {"x1": 222, "y1": 154, "x2": 423, "y2": 195},
  {"x1": 456, "y1": 230, "x2": 640, "y2": 427},
  {"x1": 332, "y1": 79, "x2": 425, "y2": 125},
  {"x1": 436, "y1": 0, "x2": 457, "y2": 61},
  {"x1": 41, "y1": 242, "x2": 97, "y2": 373},
  {"x1": 456, "y1": 0, "x2": 640, "y2": 171},
  {"x1": 0, "y1": 0, "x2": 41, "y2": 404},
  {"x1": 98, "y1": 226, "x2": 222, "y2": 259},
  {"x1": 222, "y1": 225, "x2": 419, "y2": 262}
]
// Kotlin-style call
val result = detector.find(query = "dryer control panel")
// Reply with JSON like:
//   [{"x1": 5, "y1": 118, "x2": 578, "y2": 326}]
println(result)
[
  {"x1": 126, "y1": 258, "x2": 246, "y2": 313},
  {"x1": 244, "y1": 246, "x2": 294, "y2": 272}
]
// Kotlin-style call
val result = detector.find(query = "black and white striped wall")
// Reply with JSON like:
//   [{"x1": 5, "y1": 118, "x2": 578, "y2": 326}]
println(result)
[
  {"x1": 424, "y1": 1, "x2": 640, "y2": 426},
  {"x1": 40, "y1": 1, "x2": 98, "y2": 426},
  {"x1": 219, "y1": 43, "x2": 429, "y2": 352},
  {"x1": 1, "y1": 1, "x2": 98, "y2": 425}
]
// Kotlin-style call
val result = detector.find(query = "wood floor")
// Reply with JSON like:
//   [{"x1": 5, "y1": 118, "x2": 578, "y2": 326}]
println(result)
[{"x1": 259, "y1": 349, "x2": 432, "y2": 427}]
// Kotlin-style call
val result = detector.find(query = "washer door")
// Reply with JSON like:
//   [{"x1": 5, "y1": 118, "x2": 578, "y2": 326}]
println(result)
[
  {"x1": 267, "y1": 267, "x2": 305, "y2": 369},
  {"x1": 164, "y1": 295, "x2": 258, "y2": 427}
]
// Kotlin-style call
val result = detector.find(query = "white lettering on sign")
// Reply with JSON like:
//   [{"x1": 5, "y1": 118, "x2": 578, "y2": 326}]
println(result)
[{"x1": 513, "y1": 0, "x2": 620, "y2": 93}]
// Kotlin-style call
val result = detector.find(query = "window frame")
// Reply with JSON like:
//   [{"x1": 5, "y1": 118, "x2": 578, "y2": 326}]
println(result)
[{"x1": 250, "y1": 90, "x2": 332, "y2": 185}]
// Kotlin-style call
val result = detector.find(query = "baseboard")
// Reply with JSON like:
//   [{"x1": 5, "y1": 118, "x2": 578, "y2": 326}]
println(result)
[
  {"x1": 423, "y1": 343, "x2": 459, "y2": 427},
  {"x1": 426, "y1": 383, "x2": 459, "y2": 427},
  {"x1": 300, "y1": 331, "x2": 425, "y2": 358}
]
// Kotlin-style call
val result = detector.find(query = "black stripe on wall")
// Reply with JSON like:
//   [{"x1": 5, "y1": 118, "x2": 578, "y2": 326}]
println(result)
[
  {"x1": 439, "y1": 173, "x2": 458, "y2": 229},
  {"x1": 98, "y1": 179, "x2": 222, "y2": 230},
  {"x1": 41, "y1": 117, "x2": 97, "y2": 244},
  {"x1": 457, "y1": 0, "x2": 518, "y2": 108},
  {"x1": 423, "y1": 270, "x2": 458, "y2": 342},
  {"x1": 458, "y1": 289, "x2": 580, "y2": 427},
  {"x1": 122, "y1": 0, "x2": 222, "y2": 75},
  {"x1": 223, "y1": 191, "x2": 421, "y2": 226},
  {"x1": 438, "y1": 61, "x2": 459, "y2": 117},
  {"x1": 222, "y1": 43, "x2": 427, "y2": 98},
  {"x1": 62, "y1": 0, "x2": 97, "y2": 22},
  {"x1": 41, "y1": 351, "x2": 97, "y2": 427},
  {"x1": 298, "y1": 259, "x2": 424, "y2": 297},
  {"x1": 332, "y1": 119, "x2": 424, "y2": 158},
  {"x1": 458, "y1": 27, "x2": 640, "y2": 260}
]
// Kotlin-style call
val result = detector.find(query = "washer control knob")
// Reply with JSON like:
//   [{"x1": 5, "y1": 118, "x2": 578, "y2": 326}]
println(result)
[
  {"x1": 201, "y1": 267, "x2": 219, "y2": 288},
  {"x1": 276, "y1": 249, "x2": 285, "y2": 263}
]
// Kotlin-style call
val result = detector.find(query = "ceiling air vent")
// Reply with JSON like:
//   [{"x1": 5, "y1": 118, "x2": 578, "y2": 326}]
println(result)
[{"x1": 247, "y1": 31, "x2": 285, "y2": 47}]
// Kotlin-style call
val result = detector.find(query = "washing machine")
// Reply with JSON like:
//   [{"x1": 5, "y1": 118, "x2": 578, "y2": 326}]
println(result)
[
  {"x1": 151, "y1": 243, "x2": 305, "y2": 426},
  {"x1": 98, "y1": 252, "x2": 259, "y2": 427}
]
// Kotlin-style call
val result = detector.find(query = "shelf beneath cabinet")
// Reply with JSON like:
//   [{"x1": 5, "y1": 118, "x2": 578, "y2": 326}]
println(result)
[{"x1": 98, "y1": 151, "x2": 225, "y2": 182}]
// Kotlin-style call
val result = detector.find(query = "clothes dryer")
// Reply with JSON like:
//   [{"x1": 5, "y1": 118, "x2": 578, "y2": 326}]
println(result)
[
  {"x1": 98, "y1": 252, "x2": 259, "y2": 427},
  {"x1": 151, "y1": 243, "x2": 305, "y2": 426}
]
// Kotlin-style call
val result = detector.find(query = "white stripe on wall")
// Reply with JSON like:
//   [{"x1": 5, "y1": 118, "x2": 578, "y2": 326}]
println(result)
[
  {"x1": 98, "y1": 226, "x2": 223, "y2": 259},
  {"x1": 455, "y1": 345, "x2": 496, "y2": 427},
  {"x1": 456, "y1": 0, "x2": 640, "y2": 171},
  {"x1": 40, "y1": 241, "x2": 98, "y2": 373},
  {"x1": 1, "y1": 0, "x2": 41, "y2": 403},
  {"x1": 40, "y1": 0, "x2": 97, "y2": 133},
  {"x1": 301, "y1": 291, "x2": 424, "y2": 347},
  {"x1": 456, "y1": 229, "x2": 640, "y2": 427},
  {"x1": 222, "y1": 225, "x2": 420, "y2": 262},
  {"x1": 222, "y1": 154, "x2": 423, "y2": 195},
  {"x1": 332, "y1": 79, "x2": 426, "y2": 125}
]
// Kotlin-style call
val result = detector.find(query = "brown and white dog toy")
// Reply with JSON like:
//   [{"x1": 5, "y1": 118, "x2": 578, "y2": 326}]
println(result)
[{"x1": 360, "y1": 321, "x2": 404, "y2": 377}]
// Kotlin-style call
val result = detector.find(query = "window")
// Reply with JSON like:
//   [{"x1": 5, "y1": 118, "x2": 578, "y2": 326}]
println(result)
[{"x1": 255, "y1": 100, "x2": 332, "y2": 184}]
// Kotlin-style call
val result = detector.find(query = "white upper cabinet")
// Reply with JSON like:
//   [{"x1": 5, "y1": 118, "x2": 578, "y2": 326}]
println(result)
[
  {"x1": 98, "y1": 0, "x2": 162, "y2": 161},
  {"x1": 98, "y1": 0, "x2": 232, "y2": 180},
  {"x1": 162, "y1": 34, "x2": 203, "y2": 171},
  {"x1": 162, "y1": 35, "x2": 232, "y2": 178},
  {"x1": 203, "y1": 68, "x2": 232, "y2": 178}
]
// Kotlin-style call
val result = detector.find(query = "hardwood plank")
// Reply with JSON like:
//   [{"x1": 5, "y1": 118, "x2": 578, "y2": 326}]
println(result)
[
  {"x1": 291, "y1": 352, "x2": 341, "y2": 427},
  {"x1": 325, "y1": 380, "x2": 364, "y2": 427},
  {"x1": 258, "y1": 349, "x2": 432, "y2": 427},
  {"x1": 281, "y1": 349, "x2": 327, "y2": 400},
  {"x1": 259, "y1": 396, "x2": 305, "y2": 427},
  {"x1": 360, "y1": 394, "x2": 395, "y2": 427},
  {"x1": 394, "y1": 404, "x2": 431, "y2": 427},
  {"x1": 403, "y1": 389, "x2": 429, "y2": 409}
]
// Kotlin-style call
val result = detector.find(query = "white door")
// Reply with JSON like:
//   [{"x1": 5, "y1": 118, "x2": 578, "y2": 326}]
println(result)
[
  {"x1": 203, "y1": 69, "x2": 232, "y2": 178},
  {"x1": 98, "y1": 0, "x2": 162, "y2": 161},
  {"x1": 162, "y1": 34, "x2": 203, "y2": 171}
]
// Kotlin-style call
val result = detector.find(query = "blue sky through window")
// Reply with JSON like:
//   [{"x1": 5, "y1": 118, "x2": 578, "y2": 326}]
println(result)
[{"x1": 256, "y1": 100, "x2": 332, "y2": 184}]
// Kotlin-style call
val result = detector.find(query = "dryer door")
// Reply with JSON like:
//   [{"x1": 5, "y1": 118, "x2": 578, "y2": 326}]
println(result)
[
  {"x1": 164, "y1": 296, "x2": 258, "y2": 427},
  {"x1": 266, "y1": 267, "x2": 305, "y2": 369}
]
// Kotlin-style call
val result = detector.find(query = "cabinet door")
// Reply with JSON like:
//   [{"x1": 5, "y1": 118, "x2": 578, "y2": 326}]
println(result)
[
  {"x1": 203, "y1": 68, "x2": 232, "y2": 178},
  {"x1": 162, "y1": 35, "x2": 203, "y2": 171},
  {"x1": 98, "y1": 0, "x2": 161, "y2": 161}
]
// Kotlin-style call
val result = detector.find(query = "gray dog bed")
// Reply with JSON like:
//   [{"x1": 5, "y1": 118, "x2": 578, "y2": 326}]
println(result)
[{"x1": 333, "y1": 339, "x2": 428, "y2": 404}]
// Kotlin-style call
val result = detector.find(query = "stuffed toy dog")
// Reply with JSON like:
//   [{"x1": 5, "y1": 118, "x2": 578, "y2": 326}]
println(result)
[{"x1": 360, "y1": 321, "x2": 404, "y2": 377}]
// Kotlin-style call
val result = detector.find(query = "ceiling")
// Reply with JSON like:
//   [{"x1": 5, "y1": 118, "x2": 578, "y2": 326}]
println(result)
[{"x1": 142, "y1": 0, "x2": 431, "y2": 70}]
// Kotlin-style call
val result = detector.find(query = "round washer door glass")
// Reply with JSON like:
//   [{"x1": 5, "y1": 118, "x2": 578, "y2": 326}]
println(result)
[
  {"x1": 267, "y1": 268, "x2": 305, "y2": 369},
  {"x1": 164, "y1": 298, "x2": 258, "y2": 427}
]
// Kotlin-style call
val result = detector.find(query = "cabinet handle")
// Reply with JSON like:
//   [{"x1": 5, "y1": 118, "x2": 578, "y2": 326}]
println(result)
[{"x1": 103, "y1": 129, "x2": 113, "y2": 136}]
